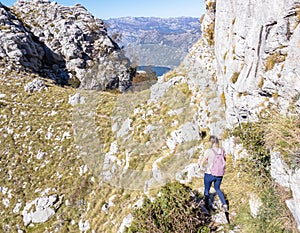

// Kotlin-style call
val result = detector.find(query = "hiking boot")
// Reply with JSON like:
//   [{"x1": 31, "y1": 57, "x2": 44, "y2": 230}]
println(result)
[
  {"x1": 223, "y1": 204, "x2": 228, "y2": 212},
  {"x1": 204, "y1": 196, "x2": 210, "y2": 210}
]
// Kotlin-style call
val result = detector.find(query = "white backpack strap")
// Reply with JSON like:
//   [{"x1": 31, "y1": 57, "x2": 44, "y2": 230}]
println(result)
[{"x1": 211, "y1": 148, "x2": 217, "y2": 155}]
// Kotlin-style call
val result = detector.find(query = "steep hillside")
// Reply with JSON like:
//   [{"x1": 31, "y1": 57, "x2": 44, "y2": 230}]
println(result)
[
  {"x1": 0, "y1": 71, "x2": 144, "y2": 232},
  {"x1": 105, "y1": 17, "x2": 201, "y2": 67},
  {"x1": 0, "y1": 0, "x2": 300, "y2": 232}
]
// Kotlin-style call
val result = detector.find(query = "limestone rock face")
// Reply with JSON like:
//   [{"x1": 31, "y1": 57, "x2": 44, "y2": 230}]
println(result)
[
  {"x1": 0, "y1": 3, "x2": 45, "y2": 72},
  {"x1": 0, "y1": 0, "x2": 133, "y2": 91},
  {"x1": 179, "y1": 0, "x2": 300, "y2": 228},
  {"x1": 213, "y1": 0, "x2": 300, "y2": 126},
  {"x1": 287, "y1": 169, "x2": 300, "y2": 232},
  {"x1": 271, "y1": 152, "x2": 291, "y2": 188},
  {"x1": 201, "y1": 0, "x2": 300, "y2": 229},
  {"x1": 203, "y1": 0, "x2": 300, "y2": 226},
  {"x1": 24, "y1": 78, "x2": 47, "y2": 92},
  {"x1": 271, "y1": 152, "x2": 300, "y2": 231}
]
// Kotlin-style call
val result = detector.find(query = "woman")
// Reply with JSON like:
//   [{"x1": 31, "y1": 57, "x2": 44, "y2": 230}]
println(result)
[{"x1": 200, "y1": 135, "x2": 228, "y2": 212}]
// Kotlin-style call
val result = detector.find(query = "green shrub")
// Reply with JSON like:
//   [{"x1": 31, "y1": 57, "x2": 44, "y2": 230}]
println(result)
[
  {"x1": 127, "y1": 182, "x2": 211, "y2": 233},
  {"x1": 257, "y1": 186, "x2": 291, "y2": 233},
  {"x1": 231, "y1": 122, "x2": 271, "y2": 182},
  {"x1": 231, "y1": 122, "x2": 295, "y2": 232},
  {"x1": 264, "y1": 109, "x2": 300, "y2": 169}
]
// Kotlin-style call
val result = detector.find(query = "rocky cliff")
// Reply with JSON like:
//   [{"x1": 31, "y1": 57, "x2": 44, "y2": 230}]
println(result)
[
  {"x1": 197, "y1": 0, "x2": 300, "y2": 230},
  {"x1": 0, "y1": 0, "x2": 134, "y2": 91},
  {"x1": 213, "y1": 0, "x2": 300, "y2": 126}
]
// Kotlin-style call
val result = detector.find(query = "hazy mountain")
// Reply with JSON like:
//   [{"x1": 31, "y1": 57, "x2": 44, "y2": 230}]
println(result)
[{"x1": 104, "y1": 17, "x2": 201, "y2": 68}]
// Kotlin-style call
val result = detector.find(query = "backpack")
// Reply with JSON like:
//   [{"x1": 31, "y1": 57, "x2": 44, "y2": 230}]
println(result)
[{"x1": 210, "y1": 148, "x2": 226, "y2": 176}]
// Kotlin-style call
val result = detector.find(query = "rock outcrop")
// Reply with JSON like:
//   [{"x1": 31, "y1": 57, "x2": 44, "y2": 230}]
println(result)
[
  {"x1": 271, "y1": 152, "x2": 300, "y2": 231},
  {"x1": 150, "y1": 0, "x2": 299, "y2": 229},
  {"x1": 0, "y1": 3, "x2": 45, "y2": 72},
  {"x1": 213, "y1": 0, "x2": 300, "y2": 126},
  {"x1": 22, "y1": 194, "x2": 63, "y2": 226},
  {"x1": 0, "y1": 0, "x2": 134, "y2": 91}
]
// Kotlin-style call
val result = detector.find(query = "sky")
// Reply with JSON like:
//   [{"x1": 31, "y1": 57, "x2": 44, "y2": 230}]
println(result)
[{"x1": 1, "y1": 0, "x2": 205, "y2": 19}]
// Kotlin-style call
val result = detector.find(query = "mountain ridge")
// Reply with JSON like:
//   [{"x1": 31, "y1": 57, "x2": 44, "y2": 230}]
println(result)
[{"x1": 104, "y1": 16, "x2": 201, "y2": 68}]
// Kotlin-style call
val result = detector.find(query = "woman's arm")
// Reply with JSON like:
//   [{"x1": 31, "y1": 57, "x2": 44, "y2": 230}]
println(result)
[{"x1": 199, "y1": 155, "x2": 207, "y2": 168}]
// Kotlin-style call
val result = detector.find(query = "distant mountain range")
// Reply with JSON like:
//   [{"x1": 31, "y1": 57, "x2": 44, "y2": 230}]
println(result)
[{"x1": 104, "y1": 17, "x2": 201, "y2": 68}]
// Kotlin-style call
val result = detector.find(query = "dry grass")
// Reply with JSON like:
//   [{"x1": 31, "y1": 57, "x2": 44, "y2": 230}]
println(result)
[
  {"x1": 222, "y1": 158, "x2": 257, "y2": 213},
  {"x1": 203, "y1": 21, "x2": 215, "y2": 46},
  {"x1": 0, "y1": 71, "x2": 143, "y2": 232},
  {"x1": 163, "y1": 70, "x2": 186, "y2": 82},
  {"x1": 220, "y1": 91, "x2": 226, "y2": 105},
  {"x1": 213, "y1": 156, "x2": 296, "y2": 232},
  {"x1": 264, "y1": 52, "x2": 287, "y2": 71},
  {"x1": 1, "y1": 61, "x2": 298, "y2": 232},
  {"x1": 264, "y1": 110, "x2": 300, "y2": 167},
  {"x1": 0, "y1": 71, "x2": 88, "y2": 232},
  {"x1": 230, "y1": 72, "x2": 240, "y2": 84},
  {"x1": 258, "y1": 76, "x2": 264, "y2": 89},
  {"x1": 224, "y1": 108, "x2": 300, "y2": 232}
]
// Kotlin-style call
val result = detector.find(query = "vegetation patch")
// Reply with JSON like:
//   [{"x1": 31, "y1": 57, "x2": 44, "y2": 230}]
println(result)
[
  {"x1": 228, "y1": 116, "x2": 297, "y2": 232},
  {"x1": 231, "y1": 122, "x2": 270, "y2": 181},
  {"x1": 127, "y1": 181, "x2": 211, "y2": 233},
  {"x1": 220, "y1": 91, "x2": 226, "y2": 105},
  {"x1": 264, "y1": 52, "x2": 287, "y2": 71},
  {"x1": 263, "y1": 109, "x2": 300, "y2": 168},
  {"x1": 0, "y1": 72, "x2": 91, "y2": 232},
  {"x1": 257, "y1": 184, "x2": 294, "y2": 232},
  {"x1": 258, "y1": 76, "x2": 264, "y2": 89},
  {"x1": 230, "y1": 72, "x2": 240, "y2": 84},
  {"x1": 204, "y1": 21, "x2": 215, "y2": 46}
]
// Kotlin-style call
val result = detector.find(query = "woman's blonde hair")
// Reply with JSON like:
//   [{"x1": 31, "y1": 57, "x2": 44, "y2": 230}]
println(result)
[{"x1": 209, "y1": 135, "x2": 219, "y2": 148}]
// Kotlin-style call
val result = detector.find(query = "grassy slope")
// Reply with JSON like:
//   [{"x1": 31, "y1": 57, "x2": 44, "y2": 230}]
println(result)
[
  {"x1": 217, "y1": 157, "x2": 296, "y2": 232},
  {"x1": 0, "y1": 71, "x2": 94, "y2": 232},
  {"x1": 0, "y1": 70, "x2": 298, "y2": 232},
  {"x1": 0, "y1": 72, "x2": 141, "y2": 232}
]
